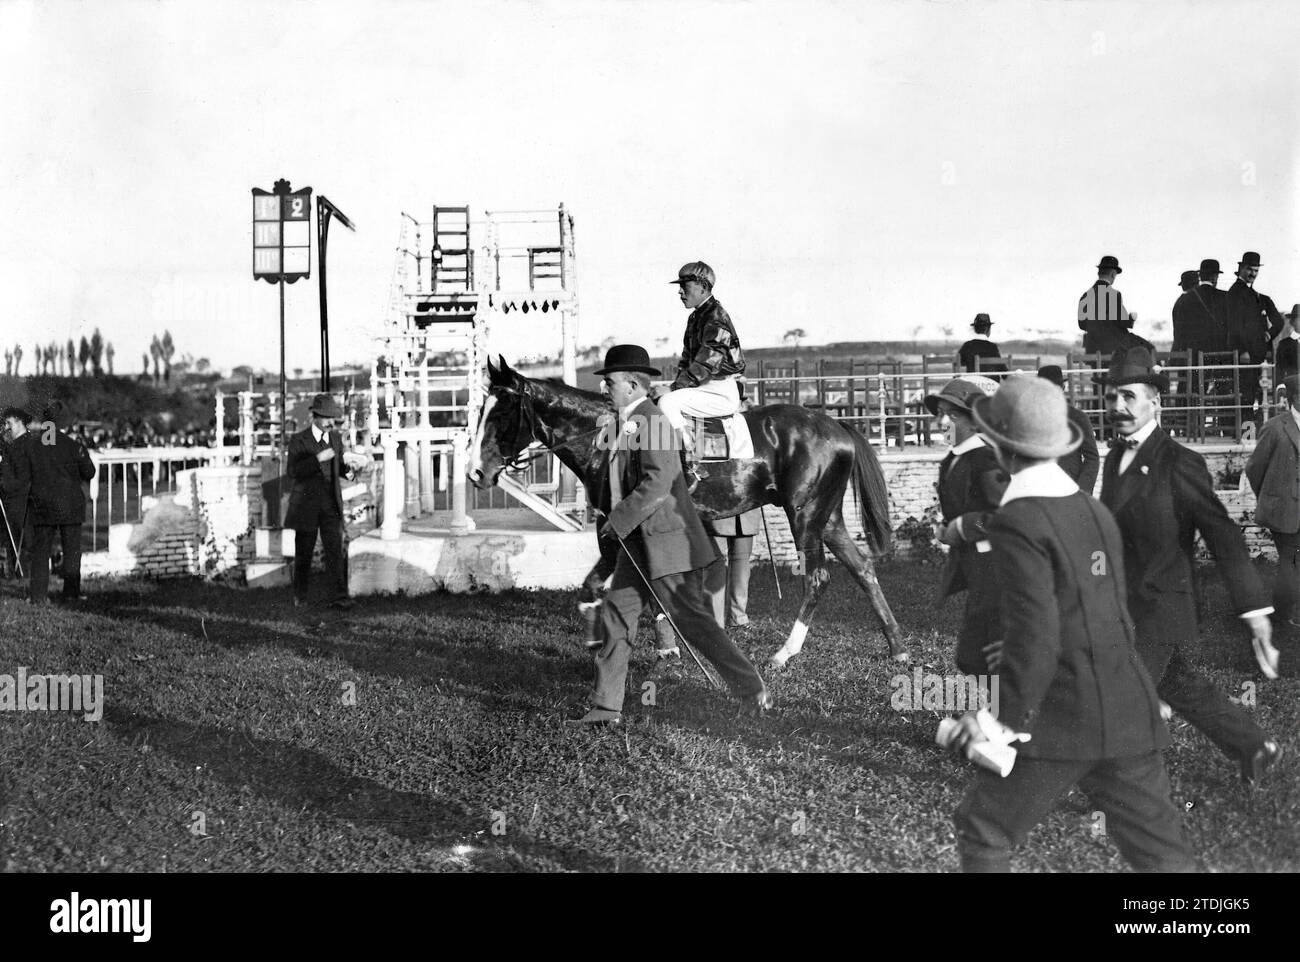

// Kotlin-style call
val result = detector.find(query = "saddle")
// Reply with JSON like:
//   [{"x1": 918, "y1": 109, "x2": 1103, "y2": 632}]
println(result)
[{"x1": 685, "y1": 410, "x2": 755, "y2": 463}]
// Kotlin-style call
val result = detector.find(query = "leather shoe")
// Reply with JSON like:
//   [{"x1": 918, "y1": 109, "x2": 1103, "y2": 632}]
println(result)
[
  {"x1": 741, "y1": 688, "x2": 775, "y2": 717},
  {"x1": 565, "y1": 708, "x2": 622, "y2": 728},
  {"x1": 1241, "y1": 740, "x2": 1283, "y2": 784}
]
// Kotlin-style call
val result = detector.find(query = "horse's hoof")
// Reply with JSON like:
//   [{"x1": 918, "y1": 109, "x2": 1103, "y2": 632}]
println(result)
[
  {"x1": 891, "y1": 650, "x2": 911, "y2": 663},
  {"x1": 767, "y1": 655, "x2": 788, "y2": 671}
]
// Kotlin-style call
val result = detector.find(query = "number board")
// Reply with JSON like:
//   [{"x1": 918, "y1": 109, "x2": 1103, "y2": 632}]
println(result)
[{"x1": 251, "y1": 185, "x2": 312, "y2": 282}]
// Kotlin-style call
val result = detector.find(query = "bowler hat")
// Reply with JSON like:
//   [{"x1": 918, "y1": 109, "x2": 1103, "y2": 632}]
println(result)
[
  {"x1": 1238, "y1": 251, "x2": 1263, "y2": 268},
  {"x1": 971, "y1": 312, "x2": 992, "y2": 330},
  {"x1": 671, "y1": 261, "x2": 715, "y2": 288},
  {"x1": 592, "y1": 344, "x2": 661, "y2": 377},
  {"x1": 924, "y1": 376, "x2": 999, "y2": 417},
  {"x1": 1037, "y1": 365, "x2": 1065, "y2": 389},
  {"x1": 1095, "y1": 345, "x2": 1170, "y2": 393},
  {"x1": 971, "y1": 375, "x2": 1082, "y2": 460},
  {"x1": 1199, "y1": 258, "x2": 1221, "y2": 275},
  {"x1": 1287, "y1": 304, "x2": 1300, "y2": 320},
  {"x1": 1179, "y1": 270, "x2": 1199, "y2": 288},
  {"x1": 1096, "y1": 255, "x2": 1122, "y2": 274},
  {"x1": 309, "y1": 394, "x2": 344, "y2": 419}
]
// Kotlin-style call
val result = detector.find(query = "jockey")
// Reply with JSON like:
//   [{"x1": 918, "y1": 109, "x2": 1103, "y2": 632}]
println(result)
[{"x1": 658, "y1": 261, "x2": 745, "y2": 481}]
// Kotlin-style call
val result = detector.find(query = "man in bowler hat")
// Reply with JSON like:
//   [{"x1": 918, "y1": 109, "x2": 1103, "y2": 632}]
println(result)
[
  {"x1": 285, "y1": 393, "x2": 358, "y2": 610},
  {"x1": 1224, "y1": 252, "x2": 1284, "y2": 429},
  {"x1": 958, "y1": 314, "x2": 1004, "y2": 374},
  {"x1": 1099, "y1": 346, "x2": 1282, "y2": 781},
  {"x1": 569, "y1": 344, "x2": 770, "y2": 727},
  {"x1": 948, "y1": 375, "x2": 1194, "y2": 872},
  {"x1": 1247, "y1": 372, "x2": 1300, "y2": 652},
  {"x1": 1077, "y1": 255, "x2": 1135, "y2": 355}
]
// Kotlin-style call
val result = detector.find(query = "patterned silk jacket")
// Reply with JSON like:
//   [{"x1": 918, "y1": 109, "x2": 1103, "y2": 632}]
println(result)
[{"x1": 672, "y1": 297, "x2": 746, "y2": 390}]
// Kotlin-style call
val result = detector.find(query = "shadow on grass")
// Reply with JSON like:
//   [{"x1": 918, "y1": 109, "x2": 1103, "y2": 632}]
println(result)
[{"x1": 102, "y1": 704, "x2": 632, "y2": 872}]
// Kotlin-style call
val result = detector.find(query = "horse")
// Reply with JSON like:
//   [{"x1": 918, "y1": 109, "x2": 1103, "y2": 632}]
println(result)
[{"x1": 467, "y1": 357, "x2": 909, "y2": 667}]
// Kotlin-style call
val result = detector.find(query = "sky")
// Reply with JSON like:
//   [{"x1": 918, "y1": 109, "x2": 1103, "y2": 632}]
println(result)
[{"x1": 2, "y1": 0, "x2": 1298, "y2": 375}]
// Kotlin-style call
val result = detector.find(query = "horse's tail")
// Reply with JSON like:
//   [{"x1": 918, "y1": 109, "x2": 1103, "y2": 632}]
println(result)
[{"x1": 846, "y1": 426, "x2": 892, "y2": 554}]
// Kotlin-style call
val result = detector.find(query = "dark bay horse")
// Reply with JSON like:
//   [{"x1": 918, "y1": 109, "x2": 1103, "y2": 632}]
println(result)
[{"x1": 467, "y1": 357, "x2": 909, "y2": 667}]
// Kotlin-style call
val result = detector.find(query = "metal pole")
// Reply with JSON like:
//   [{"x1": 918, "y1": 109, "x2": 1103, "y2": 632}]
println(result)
[
  {"x1": 760, "y1": 506, "x2": 782, "y2": 601},
  {"x1": 318, "y1": 201, "x2": 330, "y2": 391},
  {"x1": 278, "y1": 277, "x2": 286, "y2": 468},
  {"x1": 611, "y1": 530, "x2": 722, "y2": 690}
]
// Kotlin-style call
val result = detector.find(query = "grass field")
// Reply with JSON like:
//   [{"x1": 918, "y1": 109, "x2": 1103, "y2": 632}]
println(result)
[{"x1": 0, "y1": 558, "x2": 1295, "y2": 873}]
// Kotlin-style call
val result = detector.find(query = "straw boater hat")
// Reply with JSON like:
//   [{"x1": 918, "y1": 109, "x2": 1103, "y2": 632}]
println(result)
[
  {"x1": 308, "y1": 394, "x2": 343, "y2": 419},
  {"x1": 1094, "y1": 345, "x2": 1170, "y2": 394},
  {"x1": 971, "y1": 375, "x2": 1083, "y2": 459},
  {"x1": 923, "y1": 375, "x2": 999, "y2": 417},
  {"x1": 592, "y1": 344, "x2": 661, "y2": 376}
]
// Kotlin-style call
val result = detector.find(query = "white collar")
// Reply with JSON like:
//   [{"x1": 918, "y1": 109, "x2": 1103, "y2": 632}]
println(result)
[
  {"x1": 969, "y1": 333, "x2": 990, "y2": 342},
  {"x1": 620, "y1": 397, "x2": 647, "y2": 422},
  {"x1": 1119, "y1": 418, "x2": 1159, "y2": 451},
  {"x1": 312, "y1": 424, "x2": 329, "y2": 444},
  {"x1": 950, "y1": 434, "x2": 986, "y2": 456},
  {"x1": 1001, "y1": 461, "x2": 1079, "y2": 505}
]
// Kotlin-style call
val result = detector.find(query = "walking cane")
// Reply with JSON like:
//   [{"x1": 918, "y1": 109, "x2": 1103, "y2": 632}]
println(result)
[
  {"x1": 0, "y1": 498, "x2": 22, "y2": 578},
  {"x1": 759, "y1": 506, "x2": 782, "y2": 601},
  {"x1": 609, "y1": 529, "x2": 722, "y2": 691}
]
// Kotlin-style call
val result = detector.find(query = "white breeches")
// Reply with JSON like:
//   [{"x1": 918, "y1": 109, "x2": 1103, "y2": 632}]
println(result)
[{"x1": 658, "y1": 378, "x2": 741, "y2": 430}]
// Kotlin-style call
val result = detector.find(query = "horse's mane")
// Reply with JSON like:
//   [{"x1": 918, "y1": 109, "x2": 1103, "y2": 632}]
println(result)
[{"x1": 525, "y1": 377, "x2": 608, "y2": 422}]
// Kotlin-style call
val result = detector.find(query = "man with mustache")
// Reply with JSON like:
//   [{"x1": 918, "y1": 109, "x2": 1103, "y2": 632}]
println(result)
[
  {"x1": 1224, "y1": 252, "x2": 1284, "y2": 430},
  {"x1": 1099, "y1": 347, "x2": 1282, "y2": 783}
]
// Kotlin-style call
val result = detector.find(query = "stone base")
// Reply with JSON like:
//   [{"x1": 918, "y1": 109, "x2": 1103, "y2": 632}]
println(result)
[
  {"x1": 349, "y1": 510, "x2": 601, "y2": 596},
  {"x1": 246, "y1": 559, "x2": 292, "y2": 589}
]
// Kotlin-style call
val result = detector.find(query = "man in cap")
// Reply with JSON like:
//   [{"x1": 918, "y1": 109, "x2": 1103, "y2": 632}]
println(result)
[
  {"x1": 1224, "y1": 252, "x2": 1285, "y2": 429},
  {"x1": 659, "y1": 261, "x2": 746, "y2": 485},
  {"x1": 1077, "y1": 255, "x2": 1136, "y2": 355},
  {"x1": 0, "y1": 406, "x2": 34, "y2": 579},
  {"x1": 957, "y1": 314, "x2": 1005, "y2": 374},
  {"x1": 1247, "y1": 373, "x2": 1300, "y2": 644},
  {"x1": 1099, "y1": 346, "x2": 1282, "y2": 782},
  {"x1": 569, "y1": 344, "x2": 770, "y2": 727},
  {"x1": 948, "y1": 375, "x2": 1194, "y2": 873},
  {"x1": 8, "y1": 402, "x2": 96, "y2": 603},
  {"x1": 284, "y1": 394, "x2": 360, "y2": 610},
  {"x1": 924, "y1": 376, "x2": 1006, "y2": 674},
  {"x1": 1036, "y1": 366, "x2": 1099, "y2": 493}
]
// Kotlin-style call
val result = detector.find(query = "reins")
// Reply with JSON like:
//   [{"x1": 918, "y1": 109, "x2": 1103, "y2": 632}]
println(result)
[{"x1": 493, "y1": 384, "x2": 610, "y2": 471}]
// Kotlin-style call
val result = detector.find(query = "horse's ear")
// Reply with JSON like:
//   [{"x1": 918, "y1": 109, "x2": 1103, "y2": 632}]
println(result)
[
  {"x1": 486, "y1": 356, "x2": 497, "y2": 376},
  {"x1": 497, "y1": 354, "x2": 512, "y2": 375}
]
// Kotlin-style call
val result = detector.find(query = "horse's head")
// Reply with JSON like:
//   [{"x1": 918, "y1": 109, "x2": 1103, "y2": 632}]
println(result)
[{"x1": 468, "y1": 355, "x2": 535, "y2": 489}]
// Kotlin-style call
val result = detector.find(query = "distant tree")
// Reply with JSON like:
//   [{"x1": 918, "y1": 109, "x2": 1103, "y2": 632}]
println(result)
[
  {"x1": 161, "y1": 330, "x2": 175, "y2": 383},
  {"x1": 78, "y1": 336, "x2": 91, "y2": 376},
  {"x1": 90, "y1": 328, "x2": 104, "y2": 376},
  {"x1": 910, "y1": 324, "x2": 924, "y2": 340},
  {"x1": 293, "y1": 367, "x2": 304, "y2": 379},
  {"x1": 66, "y1": 338, "x2": 76, "y2": 376},
  {"x1": 12, "y1": 344, "x2": 21, "y2": 375},
  {"x1": 194, "y1": 357, "x2": 211, "y2": 375},
  {"x1": 150, "y1": 335, "x2": 162, "y2": 384},
  {"x1": 3, "y1": 349, "x2": 10, "y2": 376},
  {"x1": 783, "y1": 328, "x2": 806, "y2": 348},
  {"x1": 940, "y1": 325, "x2": 954, "y2": 338},
  {"x1": 105, "y1": 341, "x2": 114, "y2": 375},
  {"x1": 142, "y1": 351, "x2": 151, "y2": 380}
]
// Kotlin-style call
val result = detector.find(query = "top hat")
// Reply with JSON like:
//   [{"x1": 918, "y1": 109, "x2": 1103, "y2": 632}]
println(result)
[
  {"x1": 1096, "y1": 255, "x2": 1122, "y2": 274},
  {"x1": 1037, "y1": 364, "x2": 1065, "y2": 389},
  {"x1": 1238, "y1": 251, "x2": 1263, "y2": 268},
  {"x1": 1199, "y1": 258, "x2": 1221, "y2": 275},
  {"x1": 309, "y1": 394, "x2": 344, "y2": 419},
  {"x1": 592, "y1": 344, "x2": 662, "y2": 377},
  {"x1": 971, "y1": 312, "x2": 992, "y2": 330},
  {"x1": 1095, "y1": 345, "x2": 1170, "y2": 393},
  {"x1": 971, "y1": 375, "x2": 1082, "y2": 459},
  {"x1": 1179, "y1": 270, "x2": 1199, "y2": 288},
  {"x1": 671, "y1": 261, "x2": 715, "y2": 288},
  {"x1": 924, "y1": 376, "x2": 999, "y2": 417}
]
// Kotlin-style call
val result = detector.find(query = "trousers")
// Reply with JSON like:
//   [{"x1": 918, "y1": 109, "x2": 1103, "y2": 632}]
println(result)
[
  {"x1": 1267, "y1": 529, "x2": 1300, "y2": 623},
  {"x1": 592, "y1": 535, "x2": 764, "y2": 712},
  {"x1": 955, "y1": 752, "x2": 1195, "y2": 872},
  {"x1": 704, "y1": 535, "x2": 753, "y2": 628},
  {"x1": 657, "y1": 378, "x2": 741, "y2": 431},
  {"x1": 293, "y1": 512, "x2": 347, "y2": 602},
  {"x1": 31, "y1": 523, "x2": 83, "y2": 602}
]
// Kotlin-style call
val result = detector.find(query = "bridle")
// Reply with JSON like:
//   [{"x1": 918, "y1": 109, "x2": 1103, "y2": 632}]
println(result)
[{"x1": 488, "y1": 382, "x2": 610, "y2": 472}]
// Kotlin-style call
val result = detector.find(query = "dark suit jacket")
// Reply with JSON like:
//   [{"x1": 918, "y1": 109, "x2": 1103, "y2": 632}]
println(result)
[
  {"x1": 0, "y1": 432, "x2": 31, "y2": 518},
  {"x1": 1246, "y1": 409, "x2": 1300, "y2": 534},
  {"x1": 1078, "y1": 280, "x2": 1133, "y2": 354},
  {"x1": 597, "y1": 396, "x2": 720, "y2": 580},
  {"x1": 1172, "y1": 289, "x2": 1221, "y2": 354},
  {"x1": 957, "y1": 339, "x2": 1002, "y2": 373},
  {"x1": 1057, "y1": 404, "x2": 1100, "y2": 493},
  {"x1": 990, "y1": 490, "x2": 1168, "y2": 760},
  {"x1": 283, "y1": 426, "x2": 355, "y2": 531},
  {"x1": 936, "y1": 444, "x2": 1006, "y2": 598},
  {"x1": 10, "y1": 429, "x2": 96, "y2": 525},
  {"x1": 1225, "y1": 279, "x2": 1281, "y2": 361},
  {"x1": 1100, "y1": 428, "x2": 1266, "y2": 639}
]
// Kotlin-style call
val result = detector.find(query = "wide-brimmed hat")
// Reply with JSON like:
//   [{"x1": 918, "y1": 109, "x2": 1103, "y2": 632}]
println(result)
[
  {"x1": 1095, "y1": 345, "x2": 1170, "y2": 393},
  {"x1": 1179, "y1": 270, "x2": 1199, "y2": 288},
  {"x1": 1199, "y1": 258, "x2": 1221, "y2": 276},
  {"x1": 1238, "y1": 251, "x2": 1262, "y2": 268},
  {"x1": 971, "y1": 375, "x2": 1083, "y2": 459},
  {"x1": 309, "y1": 394, "x2": 344, "y2": 419},
  {"x1": 1096, "y1": 255, "x2": 1122, "y2": 273},
  {"x1": 592, "y1": 344, "x2": 661, "y2": 377},
  {"x1": 971, "y1": 312, "x2": 992, "y2": 330},
  {"x1": 924, "y1": 376, "x2": 999, "y2": 417},
  {"x1": 670, "y1": 261, "x2": 715, "y2": 288}
]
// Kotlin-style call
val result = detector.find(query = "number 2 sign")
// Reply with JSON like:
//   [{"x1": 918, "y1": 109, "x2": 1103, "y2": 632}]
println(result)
[{"x1": 252, "y1": 180, "x2": 312, "y2": 282}]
